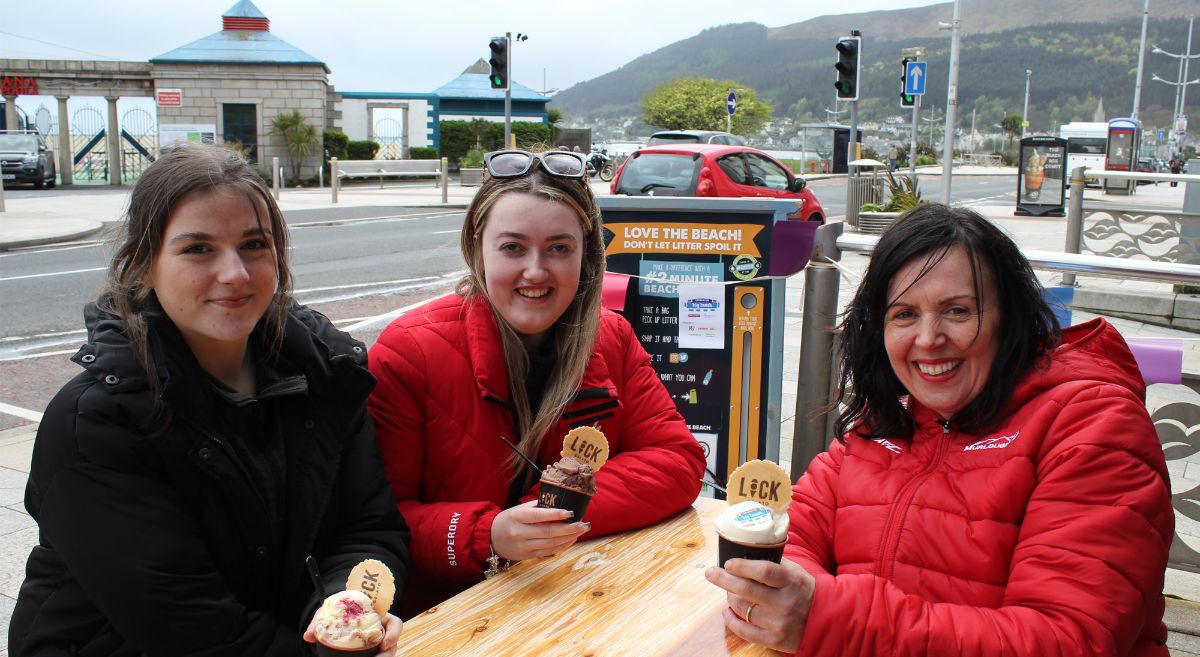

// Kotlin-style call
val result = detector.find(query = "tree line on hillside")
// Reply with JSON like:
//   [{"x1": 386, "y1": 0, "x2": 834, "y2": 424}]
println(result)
[{"x1": 554, "y1": 18, "x2": 1197, "y2": 137}]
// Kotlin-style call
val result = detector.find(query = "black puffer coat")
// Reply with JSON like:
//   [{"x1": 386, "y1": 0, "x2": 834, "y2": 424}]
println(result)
[{"x1": 9, "y1": 300, "x2": 410, "y2": 656}]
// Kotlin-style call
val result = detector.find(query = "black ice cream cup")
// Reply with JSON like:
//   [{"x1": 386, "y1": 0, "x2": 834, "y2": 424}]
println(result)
[
  {"x1": 536, "y1": 481, "x2": 593, "y2": 521},
  {"x1": 717, "y1": 533, "x2": 785, "y2": 568}
]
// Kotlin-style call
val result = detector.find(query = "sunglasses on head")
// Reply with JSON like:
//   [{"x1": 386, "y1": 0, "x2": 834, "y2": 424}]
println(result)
[{"x1": 483, "y1": 150, "x2": 586, "y2": 179}]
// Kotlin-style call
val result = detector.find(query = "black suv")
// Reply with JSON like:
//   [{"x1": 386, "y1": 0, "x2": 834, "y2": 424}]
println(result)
[
  {"x1": 646, "y1": 130, "x2": 747, "y2": 146},
  {"x1": 1, "y1": 131, "x2": 56, "y2": 189}
]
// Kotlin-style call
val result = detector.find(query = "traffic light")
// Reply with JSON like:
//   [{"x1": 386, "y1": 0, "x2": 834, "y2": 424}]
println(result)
[
  {"x1": 900, "y1": 56, "x2": 916, "y2": 108},
  {"x1": 488, "y1": 37, "x2": 509, "y2": 89},
  {"x1": 834, "y1": 36, "x2": 861, "y2": 101}
]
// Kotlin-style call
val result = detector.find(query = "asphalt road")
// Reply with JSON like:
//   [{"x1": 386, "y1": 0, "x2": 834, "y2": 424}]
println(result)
[{"x1": 0, "y1": 175, "x2": 1021, "y2": 428}]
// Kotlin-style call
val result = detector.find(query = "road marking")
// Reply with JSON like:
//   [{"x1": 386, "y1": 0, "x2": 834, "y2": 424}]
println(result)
[
  {"x1": 432, "y1": 229, "x2": 461, "y2": 234},
  {"x1": 342, "y1": 297, "x2": 438, "y2": 333},
  {"x1": 0, "y1": 266, "x2": 106, "y2": 282},
  {"x1": 290, "y1": 210, "x2": 462, "y2": 228},
  {"x1": 0, "y1": 348, "x2": 77, "y2": 361},
  {"x1": 0, "y1": 241, "x2": 106, "y2": 258},
  {"x1": 297, "y1": 270, "x2": 465, "y2": 306},
  {"x1": 295, "y1": 275, "x2": 441, "y2": 294},
  {"x1": 0, "y1": 401, "x2": 43, "y2": 423},
  {"x1": 0, "y1": 329, "x2": 85, "y2": 343}
]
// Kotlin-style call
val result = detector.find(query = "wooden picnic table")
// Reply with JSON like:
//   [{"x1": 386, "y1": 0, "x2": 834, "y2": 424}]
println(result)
[{"x1": 396, "y1": 497, "x2": 779, "y2": 656}]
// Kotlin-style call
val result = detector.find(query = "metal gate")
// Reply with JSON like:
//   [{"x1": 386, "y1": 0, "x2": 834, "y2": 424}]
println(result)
[
  {"x1": 70, "y1": 106, "x2": 108, "y2": 183},
  {"x1": 120, "y1": 107, "x2": 156, "y2": 180},
  {"x1": 374, "y1": 117, "x2": 404, "y2": 160}
]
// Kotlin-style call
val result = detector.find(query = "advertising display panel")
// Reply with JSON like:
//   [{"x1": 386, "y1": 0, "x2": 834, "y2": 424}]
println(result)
[
  {"x1": 598, "y1": 197, "x2": 816, "y2": 496},
  {"x1": 1015, "y1": 136, "x2": 1067, "y2": 217}
]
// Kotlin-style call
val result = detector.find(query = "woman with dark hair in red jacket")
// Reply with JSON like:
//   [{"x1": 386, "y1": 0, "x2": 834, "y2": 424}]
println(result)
[
  {"x1": 368, "y1": 150, "x2": 706, "y2": 617},
  {"x1": 707, "y1": 204, "x2": 1173, "y2": 655}
]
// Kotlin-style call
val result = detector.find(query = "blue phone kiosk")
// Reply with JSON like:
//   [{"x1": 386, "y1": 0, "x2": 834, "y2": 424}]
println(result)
[{"x1": 1104, "y1": 117, "x2": 1140, "y2": 195}]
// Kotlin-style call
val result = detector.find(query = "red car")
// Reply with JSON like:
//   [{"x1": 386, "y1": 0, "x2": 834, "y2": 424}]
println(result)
[{"x1": 610, "y1": 144, "x2": 824, "y2": 222}]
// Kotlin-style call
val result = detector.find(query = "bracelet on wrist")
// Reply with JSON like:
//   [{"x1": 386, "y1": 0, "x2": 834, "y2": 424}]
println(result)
[{"x1": 484, "y1": 544, "x2": 513, "y2": 579}]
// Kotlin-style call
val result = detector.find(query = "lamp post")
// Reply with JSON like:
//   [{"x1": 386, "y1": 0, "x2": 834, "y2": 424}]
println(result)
[
  {"x1": 939, "y1": 0, "x2": 962, "y2": 203},
  {"x1": 1021, "y1": 69, "x2": 1032, "y2": 140},
  {"x1": 1132, "y1": 0, "x2": 1150, "y2": 119},
  {"x1": 922, "y1": 109, "x2": 943, "y2": 152},
  {"x1": 1152, "y1": 16, "x2": 1199, "y2": 155}
]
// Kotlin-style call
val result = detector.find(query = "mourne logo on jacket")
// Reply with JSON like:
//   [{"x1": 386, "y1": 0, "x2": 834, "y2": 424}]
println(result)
[{"x1": 963, "y1": 431, "x2": 1020, "y2": 452}]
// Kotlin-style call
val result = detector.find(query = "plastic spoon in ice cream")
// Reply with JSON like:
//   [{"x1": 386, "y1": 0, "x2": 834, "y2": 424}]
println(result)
[
  {"x1": 497, "y1": 435, "x2": 543, "y2": 475},
  {"x1": 701, "y1": 479, "x2": 728, "y2": 493}
]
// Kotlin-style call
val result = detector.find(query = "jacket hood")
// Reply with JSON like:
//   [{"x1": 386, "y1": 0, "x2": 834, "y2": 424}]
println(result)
[{"x1": 1008, "y1": 316, "x2": 1146, "y2": 408}]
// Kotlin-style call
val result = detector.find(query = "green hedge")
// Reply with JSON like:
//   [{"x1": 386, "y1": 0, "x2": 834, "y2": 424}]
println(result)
[
  {"x1": 347, "y1": 140, "x2": 380, "y2": 160},
  {"x1": 439, "y1": 121, "x2": 476, "y2": 165},
  {"x1": 323, "y1": 129, "x2": 349, "y2": 160},
  {"x1": 409, "y1": 147, "x2": 438, "y2": 160},
  {"x1": 487, "y1": 122, "x2": 553, "y2": 150},
  {"x1": 440, "y1": 120, "x2": 555, "y2": 166}
]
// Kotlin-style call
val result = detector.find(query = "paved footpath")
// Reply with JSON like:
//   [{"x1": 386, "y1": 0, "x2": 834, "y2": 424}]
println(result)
[{"x1": 2, "y1": 174, "x2": 1200, "y2": 653}]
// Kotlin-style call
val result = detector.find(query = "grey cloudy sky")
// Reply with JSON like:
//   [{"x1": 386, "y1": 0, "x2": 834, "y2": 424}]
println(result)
[{"x1": 2, "y1": 0, "x2": 943, "y2": 94}]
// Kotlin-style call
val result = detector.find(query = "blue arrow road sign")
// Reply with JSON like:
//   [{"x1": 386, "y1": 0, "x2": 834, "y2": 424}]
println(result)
[
  {"x1": 727, "y1": 91, "x2": 737, "y2": 115},
  {"x1": 905, "y1": 61, "x2": 927, "y2": 95}
]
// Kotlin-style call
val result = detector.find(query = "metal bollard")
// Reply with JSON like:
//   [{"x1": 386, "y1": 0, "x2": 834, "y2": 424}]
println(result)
[
  {"x1": 1061, "y1": 166, "x2": 1086, "y2": 287},
  {"x1": 441, "y1": 157, "x2": 449, "y2": 204},
  {"x1": 331, "y1": 158, "x2": 339, "y2": 204},
  {"x1": 272, "y1": 157, "x2": 281, "y2": 200},
  {"x1": 790, "y1": 222, "x2": 845, "y2": 479}
]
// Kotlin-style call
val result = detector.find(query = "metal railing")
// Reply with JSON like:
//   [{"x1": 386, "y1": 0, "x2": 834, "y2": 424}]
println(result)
[{"x1": 792, "y1": 183, "x2": 1200, "y2": 572}]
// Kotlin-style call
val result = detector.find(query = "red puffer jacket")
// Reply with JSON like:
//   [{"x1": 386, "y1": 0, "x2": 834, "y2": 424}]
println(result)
[
  {"x1": 369, "y1": 293, "x2": 705, "y2": 616},
  {"x1": 787, "y1": 317, "x2": 1173, "y2": 656}
]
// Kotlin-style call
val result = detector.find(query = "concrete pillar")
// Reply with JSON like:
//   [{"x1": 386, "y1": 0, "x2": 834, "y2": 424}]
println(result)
[
  {"x1": 401, "y1": 106, "x2": 410, "y2": 159},
  {"x1": 105, "y1": 96, "x2": 121, "y2": 186},
  {"x1": 56, "y1": 95, "x2": 73, "y2": 186},
  {"x1": 3, "y1": 95, "x2": 17, "y2": 131}
]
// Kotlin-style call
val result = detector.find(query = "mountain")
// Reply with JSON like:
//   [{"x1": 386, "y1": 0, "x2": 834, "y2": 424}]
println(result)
[{"x1": 551, "y1": 0, "x2": 1198, "y2": 132}]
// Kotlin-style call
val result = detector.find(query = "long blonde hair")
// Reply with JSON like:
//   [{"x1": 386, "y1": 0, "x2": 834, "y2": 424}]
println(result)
[{"x1": 458, "y1": 164, "x2": 605, "y2": 485}]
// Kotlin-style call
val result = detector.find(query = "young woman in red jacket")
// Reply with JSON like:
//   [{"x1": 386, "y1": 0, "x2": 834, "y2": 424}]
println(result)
[
  {"x1": 707, "y1": 204, "x2": 1173, "y2": 656},
  {"x1": 368, "y1": 150, "x2": 706, "y2": 617}
]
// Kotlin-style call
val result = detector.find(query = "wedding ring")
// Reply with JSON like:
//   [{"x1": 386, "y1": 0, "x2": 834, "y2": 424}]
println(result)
[{"x1": 745, "y1": 602, "x2": 757, "y2": 625}]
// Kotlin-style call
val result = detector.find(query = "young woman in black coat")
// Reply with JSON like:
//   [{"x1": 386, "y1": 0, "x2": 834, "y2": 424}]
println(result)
[{"x1": 8, "y1": 143, "x2": 410, "y2": 656}]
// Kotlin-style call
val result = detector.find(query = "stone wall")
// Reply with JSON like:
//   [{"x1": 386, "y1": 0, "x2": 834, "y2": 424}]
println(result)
[{"x1": 151, "y1": 62, "x2": 329, "y2": 181}]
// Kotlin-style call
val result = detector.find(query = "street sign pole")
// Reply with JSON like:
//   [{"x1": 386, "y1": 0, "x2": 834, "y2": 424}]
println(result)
[
  {"x1": 901, "y1": 47, "x2": 926, "y2": 188},
  {"x1": 911, "y1": 96, "x2": 920, "y2": 186},
  {"x1": 726, "y1": 90, "x2": 737, "y2": 133}
]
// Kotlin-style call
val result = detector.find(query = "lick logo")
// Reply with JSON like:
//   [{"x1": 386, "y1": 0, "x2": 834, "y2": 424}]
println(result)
[
  {"x1": 964, "y1": 431, "x2": 1020, "y2": 452},
  {"x1": 873, "y1": 438, "x2": 902, "y2": 454}
]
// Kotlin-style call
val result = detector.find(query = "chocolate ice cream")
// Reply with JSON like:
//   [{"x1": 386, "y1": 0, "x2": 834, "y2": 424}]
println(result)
[{"x1": 540, "y1": 456, "x2": 596, "y2": 495}]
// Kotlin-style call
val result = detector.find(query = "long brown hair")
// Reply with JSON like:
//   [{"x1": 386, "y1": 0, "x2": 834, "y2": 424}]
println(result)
[
  {"x1": 458, "y1": 163, "x2": 605, "y2": 484},
  {"x1": 100, "y1": 142, "x2": 293, "y2": 413}
]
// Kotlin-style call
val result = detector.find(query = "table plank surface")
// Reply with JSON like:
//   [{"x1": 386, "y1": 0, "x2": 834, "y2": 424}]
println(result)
[{"x1": 397, "y1": 498, "x2": 779, "y2": 656}]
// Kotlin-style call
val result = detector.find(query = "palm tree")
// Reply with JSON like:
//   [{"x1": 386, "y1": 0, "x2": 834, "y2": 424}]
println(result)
[
  {"x1": 269, "y1": 110, "x2": 320, "y2": 185},
  {"x1": 1000, "y1": 114, "x2": 1023, "y2": 152}
]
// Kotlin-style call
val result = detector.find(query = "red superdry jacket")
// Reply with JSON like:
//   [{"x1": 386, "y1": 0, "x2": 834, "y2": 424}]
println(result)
[
  {"x1": 368, "y1": 293, "x2": 705, "y2": 616},
  {"x1": 786, "y1": 317, "x2": 1173, "y2": 656}
]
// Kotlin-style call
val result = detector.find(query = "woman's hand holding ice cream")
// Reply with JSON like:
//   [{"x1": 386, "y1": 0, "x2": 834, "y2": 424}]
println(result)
[
  {"x1": 704, "y1": 558, "x2": 814, "y2": 653},
  {"x1": 303, "y1": 601, "x2": 403, "y2": 656},
  {"x1": 492, "y1": 500, "x2": 590, "y2": 561}
]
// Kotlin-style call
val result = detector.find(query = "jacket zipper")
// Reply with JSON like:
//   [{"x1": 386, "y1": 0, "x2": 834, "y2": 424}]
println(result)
[{"x1": 876, "y1": 420, "x2": 952, "y2": 581}]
